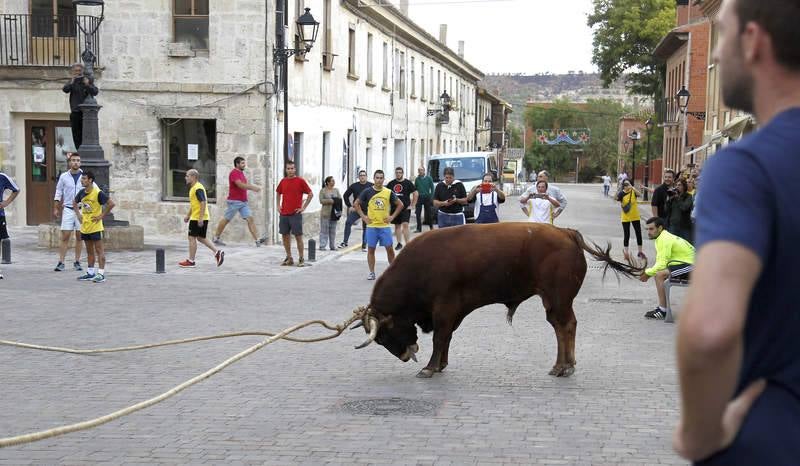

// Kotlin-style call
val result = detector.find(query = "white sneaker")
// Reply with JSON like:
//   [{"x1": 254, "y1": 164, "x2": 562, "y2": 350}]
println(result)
[{"x1": 367, "y1": 272, "x2": 376, "y2": 281}]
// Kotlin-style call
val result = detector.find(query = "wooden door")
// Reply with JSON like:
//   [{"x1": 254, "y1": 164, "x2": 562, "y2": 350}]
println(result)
[{"x1": 25, "y1": 120, "x2": 75, "y2": 225}]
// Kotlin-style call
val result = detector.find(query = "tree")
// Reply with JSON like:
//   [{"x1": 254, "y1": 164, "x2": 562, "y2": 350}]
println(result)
[{"x1": 588, "y1": 0, "x2": 675, "y2": 96}]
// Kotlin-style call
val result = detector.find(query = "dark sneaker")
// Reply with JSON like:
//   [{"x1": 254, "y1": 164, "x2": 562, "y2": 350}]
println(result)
[
  {"x1": 361, "y1": 244, "x2": 367, "y2": 252},
  {"x1": 255, "y1": 240, "x2": 262, "y2": 248},
  {"x1": 297, "y1": 258, "x2": 307, "y2": 267},
  {"x1": 367, "y1": 272, "x2": 376, "y2": 281},
  {"x1": 54, "y1": 262, "x2": 65, "y2": 272},
  {"x1": 215, "y1": 250, "x2": 225, "y2": 267},
  {"x1": 212, "y1": 237, "x2": 226, "y2": 246},
  {"x1": 77, "y1": 273, "x2": 95, "y2": 281},
  {"x1": 338, "y1": 242, "x2": 348, "y2": 249},
  {"x1": 178, "y1": 259, "x2": 196, "y2": 268},
  {"x1": 281, "y1": 257, "x2": 294, "y2": 266},
  {"x1": 395, "y1": 243, "x2": 403, "y2": 251},
  {"x1": 73, "y1": 261, "x2": 82, "y2": 271},
  {"x1": 644, "y1": 308, "x2": 666, "y2": 320},
  {"x1": 257, "y1": 236, "x2": 267, "y2": 245}
]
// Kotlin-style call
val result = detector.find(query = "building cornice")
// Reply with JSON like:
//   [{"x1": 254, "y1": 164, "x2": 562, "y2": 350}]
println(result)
[
  {"x1": 653, "y1": 29, "x2": 690, "y2": 60},
  {"x1": 341, "y1": 0, "x2": 484, "y2": 82},
  {"x1": 695, "y1": 0, "x2": 722, "y2": 17}
]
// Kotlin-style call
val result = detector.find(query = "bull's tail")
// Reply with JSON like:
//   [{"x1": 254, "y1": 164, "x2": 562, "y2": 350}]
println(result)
[{"x1": 566, "y1": 229, "x2": 645, "y2": 280}]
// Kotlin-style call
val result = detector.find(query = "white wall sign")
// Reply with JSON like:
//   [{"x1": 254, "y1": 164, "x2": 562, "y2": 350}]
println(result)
[{"x1": 187, "y1": 144, "x2": 199, "y2": 160}]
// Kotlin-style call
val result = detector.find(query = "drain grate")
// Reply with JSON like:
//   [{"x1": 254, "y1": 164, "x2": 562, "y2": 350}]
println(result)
[
  {"x1": 589, "y1": 298, "x2": 644, "y2": 304},
  {"x1": 341, "y1": 398, "x2": 438, "y2": 416}
]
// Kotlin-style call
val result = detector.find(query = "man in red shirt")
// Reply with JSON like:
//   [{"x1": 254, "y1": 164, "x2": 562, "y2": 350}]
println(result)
[
  {"x1": 276, "y1": 162, "x2": 313, "y2": 266},
  {"x1": 212, "y1": 157, "x2": 264, "y2": 247}
]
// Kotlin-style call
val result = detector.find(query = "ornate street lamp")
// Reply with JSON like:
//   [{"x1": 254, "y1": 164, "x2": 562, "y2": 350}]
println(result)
[
  {"x1": 274, "y1": 7, "x2": 320, "y2": 166},
  {"x1": 644, "y1": 118, "x2": 654, "y2": 200},
  {"x1": 676, "y1": 86, "x2": 691, "y2": 114},
  {"x1": 629, "y1": 129, "x2": 641, "y2": 186},
  {"x1": 426, "y1": 91, "x2": 452, "y2": 124}
]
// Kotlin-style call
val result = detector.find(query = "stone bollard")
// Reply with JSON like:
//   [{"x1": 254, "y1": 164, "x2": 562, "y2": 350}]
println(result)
[
  {"x1": 308, "y1": 238, "x2": 316, "y2": 262},
  {"x1": 155, "y1": 248, "x2": 165, "y2": 274},
  {"x1": 1, "y1": 238, "x2": 10, "y2": 264}
]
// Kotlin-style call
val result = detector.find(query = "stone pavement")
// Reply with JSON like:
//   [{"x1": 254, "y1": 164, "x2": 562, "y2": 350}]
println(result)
[{"x1": 0, "y1": 184, "x2": 687, "y2": 465}]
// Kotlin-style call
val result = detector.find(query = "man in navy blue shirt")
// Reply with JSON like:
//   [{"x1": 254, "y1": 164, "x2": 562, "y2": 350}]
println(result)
[
  {"x1": 0, "y1": 171, "x2": 20, "y2": 280},
  {"x1": 673, "y1": 0, "x2": 800, "y2": 464}
]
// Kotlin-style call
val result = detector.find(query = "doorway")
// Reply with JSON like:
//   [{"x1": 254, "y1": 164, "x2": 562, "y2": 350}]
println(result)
[{"x1": 25, "y1": 120, "x2": 76, "y2": 225}]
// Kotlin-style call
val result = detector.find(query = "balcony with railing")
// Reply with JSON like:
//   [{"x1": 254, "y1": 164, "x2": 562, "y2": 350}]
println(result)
[{"x1": 0, "y1": 14, "x2": 100, "y2": 67}]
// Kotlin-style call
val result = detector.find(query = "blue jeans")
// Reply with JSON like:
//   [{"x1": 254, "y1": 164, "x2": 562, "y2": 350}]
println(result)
[
  {"x1": 342, "y1": 210, "x2": 366, "y2": 246},
  {"x1": 437, "y1": 211, "x2": 465, "y2": 228}
]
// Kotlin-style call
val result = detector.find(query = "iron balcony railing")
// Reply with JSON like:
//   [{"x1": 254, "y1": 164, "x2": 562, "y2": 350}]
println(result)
[{"x1": 0, "y1": 14, "x2": 100, "y2": 67}]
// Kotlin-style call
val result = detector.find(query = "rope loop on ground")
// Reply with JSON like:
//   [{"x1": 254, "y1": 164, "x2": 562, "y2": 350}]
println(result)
[{"x1": 0, "y1": 307, "x2": 368, "y2": 448}]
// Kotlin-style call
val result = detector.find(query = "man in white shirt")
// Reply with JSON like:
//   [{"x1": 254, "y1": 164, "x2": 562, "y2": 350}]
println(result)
[
  {"x1": 521, "y1": 170, "x2": 568, "y2": 221},
  {"x1": 602, "y1": 173, "x2": 612, "y2": 197},
  {"x1": 53, "y1": 152, "x2": 83, "y2": 272}
]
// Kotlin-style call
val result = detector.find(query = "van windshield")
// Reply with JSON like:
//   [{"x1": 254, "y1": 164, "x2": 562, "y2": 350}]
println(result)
[{"x1": 428, "y1": 157, "x2": 486, "y2": 182}]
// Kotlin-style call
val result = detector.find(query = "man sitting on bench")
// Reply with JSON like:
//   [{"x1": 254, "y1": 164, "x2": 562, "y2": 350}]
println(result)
[{"x1": 639, "y1": 217, "x2": 695, "y2": 320}]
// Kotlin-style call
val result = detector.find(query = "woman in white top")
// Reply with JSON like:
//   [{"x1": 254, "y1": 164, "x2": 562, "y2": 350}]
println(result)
[{"x1": 520, "y1": 180, "x2": 561, "y2": 223}]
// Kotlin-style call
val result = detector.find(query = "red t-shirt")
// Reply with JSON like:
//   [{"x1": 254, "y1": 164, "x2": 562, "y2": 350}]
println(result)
[
  {"x1": 276, "y1": 176, "x2": 312, "y2": 216},
  {"x1": 228, "y1": 169, "x2": 248, "y2": 202}
]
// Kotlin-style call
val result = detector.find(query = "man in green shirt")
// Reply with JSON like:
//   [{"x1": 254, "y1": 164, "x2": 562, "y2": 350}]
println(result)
[
  {"x1": 414, "y1": 166, "x2": 434, "y2": 232},
  {"x1": 640, "y1": 217, "x2": 695, "y2": 320}
]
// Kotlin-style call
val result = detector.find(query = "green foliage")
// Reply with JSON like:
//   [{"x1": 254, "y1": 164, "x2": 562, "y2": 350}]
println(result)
[
  {"x1": 507, "y1": 124, "x2": 523, "y2": 148},
  {"x1": 588, "y1": 0, "x2": 675, "y2": 96},
  {"x1": 524, "y1": 98, "x2": 634, "y2": 181}
]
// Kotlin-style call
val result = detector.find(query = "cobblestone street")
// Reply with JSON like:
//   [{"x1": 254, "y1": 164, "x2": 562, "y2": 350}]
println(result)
[{"x1": 0, "y1": 184, "x2": 686, "y2": 465}]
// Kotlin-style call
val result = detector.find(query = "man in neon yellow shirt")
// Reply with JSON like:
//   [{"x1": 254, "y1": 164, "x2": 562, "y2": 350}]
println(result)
[{"x1": 640, "y1": 217, "x2": 695, "y2": 320}]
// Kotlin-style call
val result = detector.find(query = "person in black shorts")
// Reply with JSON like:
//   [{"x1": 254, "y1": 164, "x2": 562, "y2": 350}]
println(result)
[{"x1": 386, "y1": 167, "x2": 417, "y2": 250}]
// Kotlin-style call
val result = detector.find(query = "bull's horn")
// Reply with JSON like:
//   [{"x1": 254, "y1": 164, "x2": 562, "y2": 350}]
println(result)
[
  {"x1": 350, "y1": 321, "x2": 364, "y2": 330},
  {"x1": 354, "y1": 317, "x2": 379, "y2": 349},
  {"x1": 409, "y1": 352, "x2": 418, "y2": 362}
]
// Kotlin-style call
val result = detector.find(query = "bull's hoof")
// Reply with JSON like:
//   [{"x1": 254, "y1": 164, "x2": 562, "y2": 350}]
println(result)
[
  {"x1": 548, "y1": 364, "x2": 576, "y2": 377},
  {"x1": 416, "y1": 368, "x2": 435, "y2": 378}
]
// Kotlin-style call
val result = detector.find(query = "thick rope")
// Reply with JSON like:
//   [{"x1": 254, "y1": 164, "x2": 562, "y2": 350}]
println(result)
[{"x1": 0, "y1": 309, "x2": 365, "y2": 448}]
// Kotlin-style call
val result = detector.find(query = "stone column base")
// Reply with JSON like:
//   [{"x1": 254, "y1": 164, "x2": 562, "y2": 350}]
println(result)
[{"x1": 38, "y1": 224, "x2": 145, "y2": 250}]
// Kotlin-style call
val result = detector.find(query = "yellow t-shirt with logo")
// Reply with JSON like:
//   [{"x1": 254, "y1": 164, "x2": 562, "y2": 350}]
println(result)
[
  {"x1": 359, "y1": 186, "x2": 398, "y2": 228},
  {"x1": 619, "y1": 189, "x2": 641, "y2": 222},
  {"x1": 75, "y1": 187, "x2": 108, "y2": 234},
  {"x1": 189, "y1": 182, "x2": 210, "y2": 221}
]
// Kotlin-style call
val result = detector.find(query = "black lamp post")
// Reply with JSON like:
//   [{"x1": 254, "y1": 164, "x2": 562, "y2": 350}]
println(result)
[
  {"x1": 622, "y1": 139, "x2": 629, "y2": 173},
  {"x1": 644, "y1": 118, "x2": 654, "y2": 200},
  {"x1": 274, "y1": 6, "x2": 320, "y2": 166},
  {"x1": 629, "y1": 129, "x2": 641, "y2": 186},
  {"x1": 72, "y1": 0, "x2": 106, "y2": 186}
]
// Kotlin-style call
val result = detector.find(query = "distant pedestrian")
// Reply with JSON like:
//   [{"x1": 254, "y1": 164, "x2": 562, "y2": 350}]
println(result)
[
  {"x1": 386, "y1": 167, "x2": 417, "y2": 250},
  {"x1": 74, "y1": 171, "x2": 115, "y2": 283},
  {"x1": 62, "y1": 63, "x2": 98, "y2": 149},
  {"x1": 0, "y1": 171, "x2": 20, "y2": 280},
  {"x1": 53, "y1": 152, "x2": 84, "y2": 272},
  {"x1": 617, "y1": 179, "x2": 646, "y2": 264},
  {"x1": 318, "y1": 176, "x2": 342, "y2": 251},
  {"x1": 468, "y1": 173, "x2": 505, "y2": 223},
  {"x1": 433, "y1": 167, "x2": 468, "y2": 228},
  {"x1": 521, "y1": 171, "x2": 567, "y2": 221},
  {"x1": 602, "y1": 173, "x2": 612, "y2": 197},
  {"x1": 520, "y1": 180, "x2": 560, "y2": 223},
  {"x1": 212, "y1": 156, "x2": 265, "y2": 248},
  {"x1": 340, "y1": 170, "x2": 373, "y2": 251},
  {"x1": 276, "y1": 162, "x2": 313, "y2": 267},
  {"x1": 639, "y1": 217, "x2": 694, "y2": 320},
  {"x1": 414, "y1": 166, "x2": 434, "y2": 232},
  {"x1": 179, "y1": 169, "x2": 224, "y2": 268},
  {"x1": 354, "y1": 170, "x2": 403, "y2": 280}
]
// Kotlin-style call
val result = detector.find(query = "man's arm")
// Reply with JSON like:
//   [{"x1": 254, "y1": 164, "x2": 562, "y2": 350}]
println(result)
[
  {"x1": 85, "y1": 78, "x2": 99, "y2": 96},
  {"x1": 0, "y1": 190, "x2": 19, "y2": 209},
  {"x1": 674, "y1": 242, "x2": 763, "y2": 461},
  {"x1": 552, "y1": 188, "x2": 567, "y2": 217},
  {"x1": 644, "y1": 238, "x2": 671, "y2": 276},
  {"x1": 455, "y1": 184, "x2": 469, "y2": 205},
  {"x1": 342, "y1": 185, "x2": 354, "y2": 208},
  {"x1": 62, "y1": 81, "x2": 73, "y2": 93},
  {"x1": 234, "y1": 180, "x2": 261, "y2": 192},
  {"x1": 389, "y1": 197, "x2": 404, "y2": 222},
  {"x1": 299, "y1": 190, "x2": 314, "y2": 213}
]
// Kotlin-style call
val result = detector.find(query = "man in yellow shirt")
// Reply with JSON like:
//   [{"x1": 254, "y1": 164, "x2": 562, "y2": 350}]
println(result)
[
  {"x1": 354, "y1": 170, "x2": 404, "y2": 281},
  {"x1": 74, "y1": 171, "x2": 114, "y2": 283},
  {"x1": 639, "y1": 217, "x2": 695, "y2": 320},
  {"x1": 180, "y1": 169, "x2": 224, "y2": 268}
]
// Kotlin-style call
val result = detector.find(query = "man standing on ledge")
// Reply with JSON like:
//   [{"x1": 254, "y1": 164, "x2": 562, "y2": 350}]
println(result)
[
  {"x1": 62, "y1": 63, "x2": 98, "y2": 149},
  {"x1": 179, "y1": 169, "x2": 224, "y2": 268},
  {"x1": 276, "y1": 162, "x2": 313, "y2": 267},
  {"x1": 673, "y1": 0, "x2": 800, "y2": 463}
]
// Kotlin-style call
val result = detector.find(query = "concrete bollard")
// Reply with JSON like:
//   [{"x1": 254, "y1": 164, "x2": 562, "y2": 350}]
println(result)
[
  {"x1": 155, "y1": 248, "x2": 165, "y2": 274},
  {"x1": 308, "y1": 238, "x2": 316, "y2": 262},
  {"x1": 1, "y1": 238, "x2": 10, "y2": 264}
]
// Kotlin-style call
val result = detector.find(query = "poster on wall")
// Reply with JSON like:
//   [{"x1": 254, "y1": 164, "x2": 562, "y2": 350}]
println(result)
[
  {"x1": 33, "y1": 146, "x2": 45, "y2": 163},
  {"x1": 187, "y1": 144, "x2": 199, "y2": 161}
]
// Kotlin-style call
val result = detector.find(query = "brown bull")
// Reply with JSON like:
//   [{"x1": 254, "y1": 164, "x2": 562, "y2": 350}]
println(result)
[{"x1": 354, "y1": 222, "x2": 643, "y2": 378}]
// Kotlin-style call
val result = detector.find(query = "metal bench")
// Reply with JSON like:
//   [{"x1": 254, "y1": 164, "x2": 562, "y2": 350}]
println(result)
[{"x1": 664, "y1": 276, "x2": 691, "y2": 323}]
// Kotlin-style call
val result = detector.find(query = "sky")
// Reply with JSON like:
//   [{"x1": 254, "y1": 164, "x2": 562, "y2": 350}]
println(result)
[{"x1": 396, "y1": 0, "x2": 598, "y2": 75}]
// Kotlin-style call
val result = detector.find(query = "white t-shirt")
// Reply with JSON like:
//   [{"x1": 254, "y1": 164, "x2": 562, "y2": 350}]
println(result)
[
  {"x1": 521, "y1": 197, "x2": 553, "y2": 224},
  {"x1": 602, "y1": 175, "x2": 612, "y2": 186}
]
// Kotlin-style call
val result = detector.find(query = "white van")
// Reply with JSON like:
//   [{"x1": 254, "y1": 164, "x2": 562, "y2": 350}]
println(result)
[{"x1": 426, "y1": 151, "x2": 499, "y2": 221}]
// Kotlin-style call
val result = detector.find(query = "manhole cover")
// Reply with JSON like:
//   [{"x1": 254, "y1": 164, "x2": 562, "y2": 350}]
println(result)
[
  {"x1": 589, "y1": 298, "x2": 644, "y2": 304},
  {"x1": 341, "y1": 398, "x2": 438, "y2": 416}
]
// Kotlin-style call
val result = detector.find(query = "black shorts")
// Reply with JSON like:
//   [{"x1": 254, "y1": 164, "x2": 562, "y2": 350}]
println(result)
[
  {"x1": 391, "y1": 209, "x2": 411, "y2": 225},
  {"x1": 668, "y1": 263, "x2": 693, "y2": 281},
  {"x1": 81, "y1": 231, "x2": 102, "y2": 241},
  {"x1": 188, "y1": 220, "x2": 208, "y2": 238},
  {"x1": 279, "y1": 214, "x2": 303, "y2": 236},
  {"x1": 0, "y1": 216, "x2": 7, "y2": 240}
]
